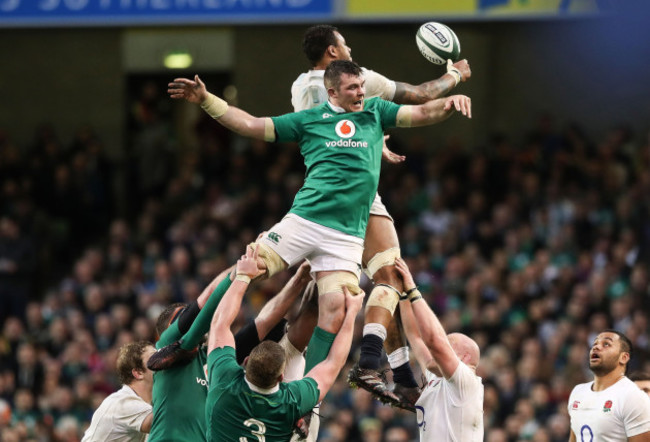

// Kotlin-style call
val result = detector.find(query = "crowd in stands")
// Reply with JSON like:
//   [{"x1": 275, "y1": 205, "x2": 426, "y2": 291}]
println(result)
[{"x1": 0, "y1": 97, "x2": 649, "y2": 441}]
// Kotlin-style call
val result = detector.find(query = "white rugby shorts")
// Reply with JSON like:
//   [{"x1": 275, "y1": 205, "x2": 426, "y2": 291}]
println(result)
[
  {"x1": 259, "y1": 214, "x2": 363, "y2": 277},
  {"x1": 369, "y1": 193, "x2": 393, "y2": 221}
]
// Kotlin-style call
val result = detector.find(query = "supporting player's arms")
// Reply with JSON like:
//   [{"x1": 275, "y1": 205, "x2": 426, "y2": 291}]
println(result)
[
  {"x1": 392, "y1": 59, "x2": 471, "y2": 104},
  {"x1": 197, "y1": 265, "x2": 235, "y2": 309},
  {"x1": 168, "y1": 75, "x2": 275, "y2": 142},
  {"x1": 175, "y1": 266, "x2": 233, "y2": 333},
  {"x1": 395, "y1": 258, "x2": 459, "y2": 379},
  {"x1": 208, "y1": 246, "x2": 259, "y2": 352},
  {"x1": 254, "y1": 261, "x2": 312, "y2": 339},
  {"x1": 397, "y1": 295, "x2": 435, "y2": 375}
]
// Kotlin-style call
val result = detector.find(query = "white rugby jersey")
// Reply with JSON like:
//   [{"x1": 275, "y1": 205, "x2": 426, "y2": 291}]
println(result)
[
  {"x1": 415, "y1": 362, "x2": 484, "y2": 442},
  {"x1": 82, "y1": 385, "x2": 151, "y2": 442},
  {"x1": 568, "y1": 376, "x2": 650, "y2": 441},
  {"x1": 291, "y1": 68, "x2": 396, "y2": 112}
]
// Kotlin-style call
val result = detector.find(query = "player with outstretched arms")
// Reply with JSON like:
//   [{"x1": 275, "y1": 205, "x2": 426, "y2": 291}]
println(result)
[
  {"x1": 568, "y1": 330, "x2": 650, "y2": 442},
  {"x1": 291, "y1": 25, "x2": 472, "y2": 411},
  {"x1": 159, "y1": 60, "x2": 470, "y2": 440}
]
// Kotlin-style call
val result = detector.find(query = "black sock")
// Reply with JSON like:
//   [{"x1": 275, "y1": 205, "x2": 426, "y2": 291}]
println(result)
[
  {"x1": 358, "y1": 334, "x2": 383, "y2": 370},
  {"x1": 392, "y1": 362, "x2": 418, "y2": 388}
]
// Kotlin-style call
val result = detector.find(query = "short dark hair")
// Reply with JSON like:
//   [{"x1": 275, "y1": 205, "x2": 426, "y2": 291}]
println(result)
[
  {"x1": 302, "y1": 25, "x2": 339, "y2": 66},
  {"x1": 602, "y1": 329, "x2": 633, "y2": 374},
  {"x1": 629, "y1": 371, "x2": 650, "y2": 382},
  {"x1": 245, "y1": 341, "x2": 286, "y2": 389},
  {"x1": 117, "y1": 341, "x2": 152, "y2": 385},
  {"x1": 324, "y1": 60, "x2": 363, "y2": 91},
  {"x1": 602, "y1": 328, "x2": 633, "y2": 358},
  {"x1": 155, "y1": 303, "x2": 187, "y2": 338}
]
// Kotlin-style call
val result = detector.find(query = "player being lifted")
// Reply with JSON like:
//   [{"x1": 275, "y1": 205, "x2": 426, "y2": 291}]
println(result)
[
  {"x1": 158, "y1": 60, "x2": 470, "y2": 429},
  {"x1": 291, "y1": 24, "x2": 471, "y2": 410}
]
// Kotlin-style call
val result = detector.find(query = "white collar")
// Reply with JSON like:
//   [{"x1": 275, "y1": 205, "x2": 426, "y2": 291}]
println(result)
[
  {"x1": 327, "y1": 101, "x2": 346, "y2": 113},
  {"x1": 245, "y1": 377, "x2": 280, "y2": 395}
]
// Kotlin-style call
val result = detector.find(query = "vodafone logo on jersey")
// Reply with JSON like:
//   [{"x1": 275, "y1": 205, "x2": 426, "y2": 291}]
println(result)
[
  {"x1": 335, "y1": 120, "x2": 356, "y2": 138},
  {"x1": 326, "y1": 119, "x2": 368, "y2": 148}
]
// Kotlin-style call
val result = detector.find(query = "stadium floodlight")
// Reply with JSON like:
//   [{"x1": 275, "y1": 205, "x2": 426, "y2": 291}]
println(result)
[{"x1": 164, "y1": 51, "x2": 193, "y2": 69}]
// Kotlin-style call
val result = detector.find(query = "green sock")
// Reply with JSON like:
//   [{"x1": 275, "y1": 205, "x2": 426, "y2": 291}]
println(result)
[
  {"x1": 303, "y1": 326, "x2": 336, "y2": 374},
  {"x1": 180, "y1": 276, "x2": 233, "y2": 350}
]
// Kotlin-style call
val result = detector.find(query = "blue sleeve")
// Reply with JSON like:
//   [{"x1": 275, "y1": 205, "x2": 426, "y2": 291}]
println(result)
[
  {"x1": 271, "y1": 112, "x2": 303, "y2": 143},
  {"x1": 207, "y1": 346, "x2": 242, "y2": 388}
]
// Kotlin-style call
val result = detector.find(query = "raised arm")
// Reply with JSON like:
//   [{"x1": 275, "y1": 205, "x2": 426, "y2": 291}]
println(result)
[
  {"x1": 393, "y1": 59, "x2": 471, "y2": 104},
  {"x1": 396, "y1": 294, "x2": 434, "y2": 375},
  {"x1": 396, "y1": 94, "x2": 471, "y2": 128},
  {"x1": 197, "y1": 265, "x2": 235, "y2": 309},
  {"x1": 208, "y1": 246, "x2": 259, "y2": 353},
  {"x1": 254, "y1": 260, "x2": 312, "y2": 339},
  {"x1": 304, "y1": 287, "x2": 364, "y2": 402},
  {"x1": 168, "y1": 75, "x2": 275, "y2": 142},
  {"x1": 395, "y1": 258, "x2": 459, "y2": 379}
]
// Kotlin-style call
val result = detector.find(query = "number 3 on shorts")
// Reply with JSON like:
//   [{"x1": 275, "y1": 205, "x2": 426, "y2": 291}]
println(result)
[{"x1": 240, "y1": 418, "x2": 266, "y2": 442}]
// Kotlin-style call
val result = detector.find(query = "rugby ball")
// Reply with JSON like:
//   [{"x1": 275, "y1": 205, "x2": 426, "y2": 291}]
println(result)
[{"x1": 416, "y1": 22, "x2": 461, "y2": 65}]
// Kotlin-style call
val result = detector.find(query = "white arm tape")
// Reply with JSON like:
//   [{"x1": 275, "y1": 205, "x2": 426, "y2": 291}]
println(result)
[
  {"x1": 446, "y1": 59, "x2": 461, "y2": 86},
  {"x1": 264, "y1": 118, "x2": 276, "y2": 142},
  {"x1": 396, "y1": 106, "x2": 413, "y2": 128},
  {"x1": 200, "y1": 92, "x2": 229, "y2": 119}
]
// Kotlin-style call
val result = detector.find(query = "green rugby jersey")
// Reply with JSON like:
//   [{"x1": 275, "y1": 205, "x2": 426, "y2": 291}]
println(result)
[
  {"x1": 272, "y1": 97, "x2": 401, "y2": 239},
  {"x1": 149, "y1": 322, "x2": 209, "y2": 442},
  {"x1": 206, "y1": 346, "x2": 319, "y2": 442}
]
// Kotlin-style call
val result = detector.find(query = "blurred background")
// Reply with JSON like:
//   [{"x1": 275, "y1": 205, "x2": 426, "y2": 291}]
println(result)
[{"x1": 1, "y1": 0, "x2": 650, "y2": 440}]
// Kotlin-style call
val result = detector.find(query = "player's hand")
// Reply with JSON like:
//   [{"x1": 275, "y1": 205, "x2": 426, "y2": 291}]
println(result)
[
  {"x1": 168, "y1": 74, "x2": 209, "y2": 104},
  {"x1": 294, "y1": 260, "x2": 313, "y2": 285},
  {"x1": 382, "y1": 135, "x2": 406, "y2": 164},
  {"x1": 443, "y1": 95, "x2": 471, "y2": 119},
  {"x1": 343, "y1": 286, "x2": 364, "y2": 316},
  {"x1": 451, "y1": 59, "x2": 471, "y2": 82},
  {"x1": 395, "y1": 258, "x2": 416, "y2": 292},
  {"x1": 236, "y1": 244, "x2": 260, "y2": 278},
  {"x1": 245, "y1": 242, "x2": 270, "y2": 279}
]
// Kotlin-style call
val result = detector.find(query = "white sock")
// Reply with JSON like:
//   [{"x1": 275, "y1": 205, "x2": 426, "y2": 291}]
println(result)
[
  {"x1": 363, "y1": 323, "x2": 387, "y2": 341},
  {"x1": 387, "y1": 347, "x2": 410, "y2": 368}
]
